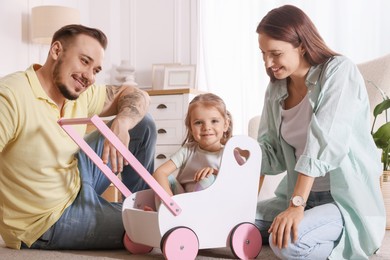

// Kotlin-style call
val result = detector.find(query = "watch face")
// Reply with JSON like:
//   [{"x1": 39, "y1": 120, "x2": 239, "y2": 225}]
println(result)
[{"x1": 292, "y1": 196, "x2": 304, "y2": 206}]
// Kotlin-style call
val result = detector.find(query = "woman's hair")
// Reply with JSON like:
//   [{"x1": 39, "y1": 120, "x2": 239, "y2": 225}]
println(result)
[
  {"x1": 256, "y1": 5, "x2": 339, "y2": 82},
  {"x1": 183, "y1": 93, "x2": 233, "y2": 145},
  {"x1": 52, "y1": 24, "x2": 108, "y2": 50}
]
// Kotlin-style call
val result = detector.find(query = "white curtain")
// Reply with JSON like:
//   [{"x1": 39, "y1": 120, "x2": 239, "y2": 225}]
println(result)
[{"x1": 197, "y1": 0, "x2": 390, "y2": 134}]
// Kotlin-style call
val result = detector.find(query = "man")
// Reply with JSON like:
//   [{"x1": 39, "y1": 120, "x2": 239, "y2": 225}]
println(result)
[{"x1": 0, "y1": 24, "x2": 156, "y2": 249}]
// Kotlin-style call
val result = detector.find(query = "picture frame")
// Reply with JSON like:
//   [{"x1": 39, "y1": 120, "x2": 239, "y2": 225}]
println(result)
[
  {"x1": 163, "y1": 65, "x2": 196, "y2": 89},
  {"x1": 152, "y1": 64, "x2": 175, "y2": 90},
  {"x1": 152, "y1": 64, "x2": 196, "y2": 90}
]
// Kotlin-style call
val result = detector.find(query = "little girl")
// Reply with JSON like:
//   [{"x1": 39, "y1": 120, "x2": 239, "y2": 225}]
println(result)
[{"x1": 153, "y1": 93, "x2": 233, "y2": 202}]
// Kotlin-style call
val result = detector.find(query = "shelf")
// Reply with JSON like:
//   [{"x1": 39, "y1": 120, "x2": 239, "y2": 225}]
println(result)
[{"x1": 146, "y1": 88, "x2": 204, "y2": 96}]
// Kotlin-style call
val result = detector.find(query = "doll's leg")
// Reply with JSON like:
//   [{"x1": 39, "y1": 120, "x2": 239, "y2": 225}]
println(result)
[
  {"x1": 193, "y1": 175, "x2": 216, "y2": 192},
  {"x1": 168, "y1": 174, "x2": 185, "y2": 194}
]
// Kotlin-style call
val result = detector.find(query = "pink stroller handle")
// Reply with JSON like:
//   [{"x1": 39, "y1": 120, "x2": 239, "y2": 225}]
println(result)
[{"x1": 58, "y1": 115, "x2": 182, "y2": 216}]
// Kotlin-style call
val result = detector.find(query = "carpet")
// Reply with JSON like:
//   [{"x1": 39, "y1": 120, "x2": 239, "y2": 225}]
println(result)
[
  {"x1": 1, "y1": 231, "x2": 389, "y2": 259},
  {"x1": 0, "y1": 236, "x2": 277, "y2": 259}
]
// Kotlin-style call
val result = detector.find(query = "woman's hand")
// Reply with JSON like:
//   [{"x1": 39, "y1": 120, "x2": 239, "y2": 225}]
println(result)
[
  {"x1": 268, "y1": 206, "x2": 304, "y2": 249},
  {"x1": 193, "y1": 167, "x2": 218, "y2": 181}
]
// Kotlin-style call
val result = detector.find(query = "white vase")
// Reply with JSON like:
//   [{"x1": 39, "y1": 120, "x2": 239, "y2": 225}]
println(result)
[
  {"x1": 381, "y1": 171, "x2": 390, "y2": 230},
  {"x1": 116, "y1": 60, "x2": 137, "y2": 86}
]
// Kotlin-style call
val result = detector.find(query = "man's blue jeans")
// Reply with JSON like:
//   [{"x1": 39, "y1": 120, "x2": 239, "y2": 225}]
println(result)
[{"x1": 24, "y1": 114, "x2": 156, "y2": 249}]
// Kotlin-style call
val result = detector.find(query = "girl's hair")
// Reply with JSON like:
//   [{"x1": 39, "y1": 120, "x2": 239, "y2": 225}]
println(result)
[
  {"x1": 256, "y1": 5, "x2": 339, "y2": 82},
  {"x1": 52, "y1": 24, "x2": 108, "y2": 50},
  {"x1": 183, "y1": 93, "x2": 233, "y2": 145}
]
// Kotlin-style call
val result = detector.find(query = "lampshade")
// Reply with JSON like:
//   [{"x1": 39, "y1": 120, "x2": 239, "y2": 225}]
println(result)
[{"x1": 31, "y1": 6, "x2": 80, "y2": 44}]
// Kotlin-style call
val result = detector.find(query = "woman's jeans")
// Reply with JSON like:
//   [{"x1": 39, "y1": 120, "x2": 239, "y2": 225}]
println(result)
[
  {"x1": 23, "y1": 114, "x2": 156, "y2": 249},
  {"x1": 256, "y1": 191, "x2": 344, "y2": 260}
]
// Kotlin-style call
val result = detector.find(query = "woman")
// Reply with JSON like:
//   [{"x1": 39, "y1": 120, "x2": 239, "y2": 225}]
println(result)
[{"x1": 255, "y1": 5, "x2": 385, "y2": 259}]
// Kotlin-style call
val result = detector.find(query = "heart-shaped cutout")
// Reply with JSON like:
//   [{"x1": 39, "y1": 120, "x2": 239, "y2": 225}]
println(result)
[{"x1": 233, "y1": 148, "x2": 250, "y2": 165}]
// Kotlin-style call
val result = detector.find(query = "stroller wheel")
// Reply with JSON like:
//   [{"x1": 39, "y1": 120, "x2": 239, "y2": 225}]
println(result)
[
  {"x1": 230, "y1": 222, "x2": 262, "y2": 259},
  {"x1": 123, "y1": 233, "x2": 153, "y2": 254},
  {"x1": 161, "y1": 226, "x2": 199, "y2": 260}
]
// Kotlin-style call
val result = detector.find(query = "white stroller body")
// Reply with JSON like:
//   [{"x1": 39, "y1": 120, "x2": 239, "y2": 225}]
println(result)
[{"x1": 58, "y1": 115, "x2": 262, "y2": 259}]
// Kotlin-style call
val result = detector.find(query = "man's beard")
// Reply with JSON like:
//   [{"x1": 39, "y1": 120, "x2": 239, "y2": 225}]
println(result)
[
  {"x1": 53, "y1": 59, "x2": 79, "y2": 100},
  {"x1": 58, "y1": 84, "x2": 78, "y2": 100}
]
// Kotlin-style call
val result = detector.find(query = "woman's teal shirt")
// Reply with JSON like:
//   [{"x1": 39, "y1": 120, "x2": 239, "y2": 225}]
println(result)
[{"x1": 256, "y1": 56, "x2": 386, "y2": 259}]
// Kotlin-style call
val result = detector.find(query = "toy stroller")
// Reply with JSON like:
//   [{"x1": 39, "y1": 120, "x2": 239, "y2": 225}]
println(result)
[{"x1": 58, "y1": 115, "x2": 262, "y2": 260}]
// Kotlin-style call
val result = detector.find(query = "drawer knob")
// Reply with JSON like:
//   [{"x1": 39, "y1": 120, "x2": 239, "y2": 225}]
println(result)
[
  {"x1": 157, "y1": 104, "x2": 167, "y2": 109},
  {"x1": 156, "y1": 154, "x2": 167, "y2": 159},
  {"x1": 158, "y1": 129, "x2": 167, "y2": 134}
]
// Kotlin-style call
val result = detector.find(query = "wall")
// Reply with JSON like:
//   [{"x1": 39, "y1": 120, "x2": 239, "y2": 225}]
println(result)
[{"x1": 0, "y1": 0, "x2": 197, "y2": 88}]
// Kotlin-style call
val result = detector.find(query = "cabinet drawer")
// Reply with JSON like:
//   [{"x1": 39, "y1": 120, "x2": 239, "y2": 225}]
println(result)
[
  {"x1": 149, "y1": 95, "x2": 185, "y2": 120},
  {"x1": 154, "y1": 145, "x2": 181, "y2": 169},
  {"x1": 155, "y1": 120, "x2": 185, "y2": 144}
]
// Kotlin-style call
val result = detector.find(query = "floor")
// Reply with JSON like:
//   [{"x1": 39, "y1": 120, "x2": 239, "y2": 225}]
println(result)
[
  {"x1": 1, "y1": 231, "x2": 389, "y2": 259},
  {"x1": 0, "y1": 237, "x2": 277, "y2": 259}
]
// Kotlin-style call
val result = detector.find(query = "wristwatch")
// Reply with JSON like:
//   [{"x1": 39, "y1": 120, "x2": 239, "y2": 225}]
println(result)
[{"x1": 290, "y1": 195, "x2": 306, "y2": 207}]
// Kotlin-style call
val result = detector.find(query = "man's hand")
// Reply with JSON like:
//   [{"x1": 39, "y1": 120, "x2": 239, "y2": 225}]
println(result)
[
  {"x1": 101, "y1": 117, "x2": 130, "y2": 173},
  {"x1": 99, "y1": 84, "x2": 150, "y2": 173},
  {"x1": 268, "y1": 206, "x2": 304, "y2": 249}
]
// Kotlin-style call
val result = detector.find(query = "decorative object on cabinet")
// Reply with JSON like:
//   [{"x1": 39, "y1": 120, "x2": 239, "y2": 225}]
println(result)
[
  {"x1": 116, "y1": 60, "x2": 137, "y2": 86},
  {"x1": 152, "y1": 64, "x2": 196, "y2": 90},
  {"x1": 152, "y1": 64, "x2": 180, "y2": 90},
  {"x1": 163, "y1": 65, "x2": 196, "y2": 90}
]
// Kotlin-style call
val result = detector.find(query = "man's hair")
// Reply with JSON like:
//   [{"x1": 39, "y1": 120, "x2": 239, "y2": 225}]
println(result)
[
  {"x1": 51, "y1": 24, "x2": 108, "y2": 50},
  {"x1": 256, "y1": 5, "x2": 339, "y2": 81}
]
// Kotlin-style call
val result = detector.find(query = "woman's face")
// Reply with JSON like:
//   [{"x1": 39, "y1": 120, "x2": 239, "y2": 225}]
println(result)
[{"x1": 258, "y1": 33, "x2": 306, "y2": 80}]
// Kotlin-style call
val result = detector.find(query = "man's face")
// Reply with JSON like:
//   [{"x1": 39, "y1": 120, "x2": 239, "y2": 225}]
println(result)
[{"x1": 53, "y1": 34, "x2": 104, "y2": 100}]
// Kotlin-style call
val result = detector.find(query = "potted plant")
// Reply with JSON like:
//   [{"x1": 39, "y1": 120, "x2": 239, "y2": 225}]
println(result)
[
  {"x1": 370, "y1": 81, "x2": 390, "y2": 229},
  {"x1": 371, "y1": 81, "x2": 390, "y2": 172}
]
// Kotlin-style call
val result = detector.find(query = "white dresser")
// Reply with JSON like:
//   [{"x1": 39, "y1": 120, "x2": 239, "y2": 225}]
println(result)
[{"x1": 147, "y1": 88, "x2": 203, "y2": 170}]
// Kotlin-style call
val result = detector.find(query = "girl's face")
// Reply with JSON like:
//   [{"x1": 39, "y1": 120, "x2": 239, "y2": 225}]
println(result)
[
  {"x1": 189, "y1": 105, "x2": 229, "y2": 152},
  {"x1": 258, "y1": 33, "x2": 307, "y2": 80}
]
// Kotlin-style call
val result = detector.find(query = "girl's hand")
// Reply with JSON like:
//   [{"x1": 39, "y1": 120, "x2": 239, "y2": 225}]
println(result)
[
  {"x1": 193, "y1": 167, "x2": 217, "y2": 181},
  {"x1": 268, "y1": 206, "x2": 304, "y2": 249}
]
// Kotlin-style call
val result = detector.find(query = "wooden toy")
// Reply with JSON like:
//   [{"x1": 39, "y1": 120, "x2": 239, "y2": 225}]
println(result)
[{"x1": 58, "y1": 115, "x2": 262, "y2": 259}]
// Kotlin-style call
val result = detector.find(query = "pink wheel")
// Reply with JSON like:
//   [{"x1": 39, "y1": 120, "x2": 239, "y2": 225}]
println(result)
[
  {"x1": 161, "y1": 227, "x2": 199, "y2": 260},
  {"x1": 123, "y1": 233, "x2": 153, "y2": 254},
  {"x1": 230, "y1": 222, "x2": 262, "y2": 260}
]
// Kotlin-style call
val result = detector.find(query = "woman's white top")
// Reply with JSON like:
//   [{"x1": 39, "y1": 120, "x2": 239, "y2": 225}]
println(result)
[{"x1": 281, "y1": 94, "x2": 330, "y2": 192}]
